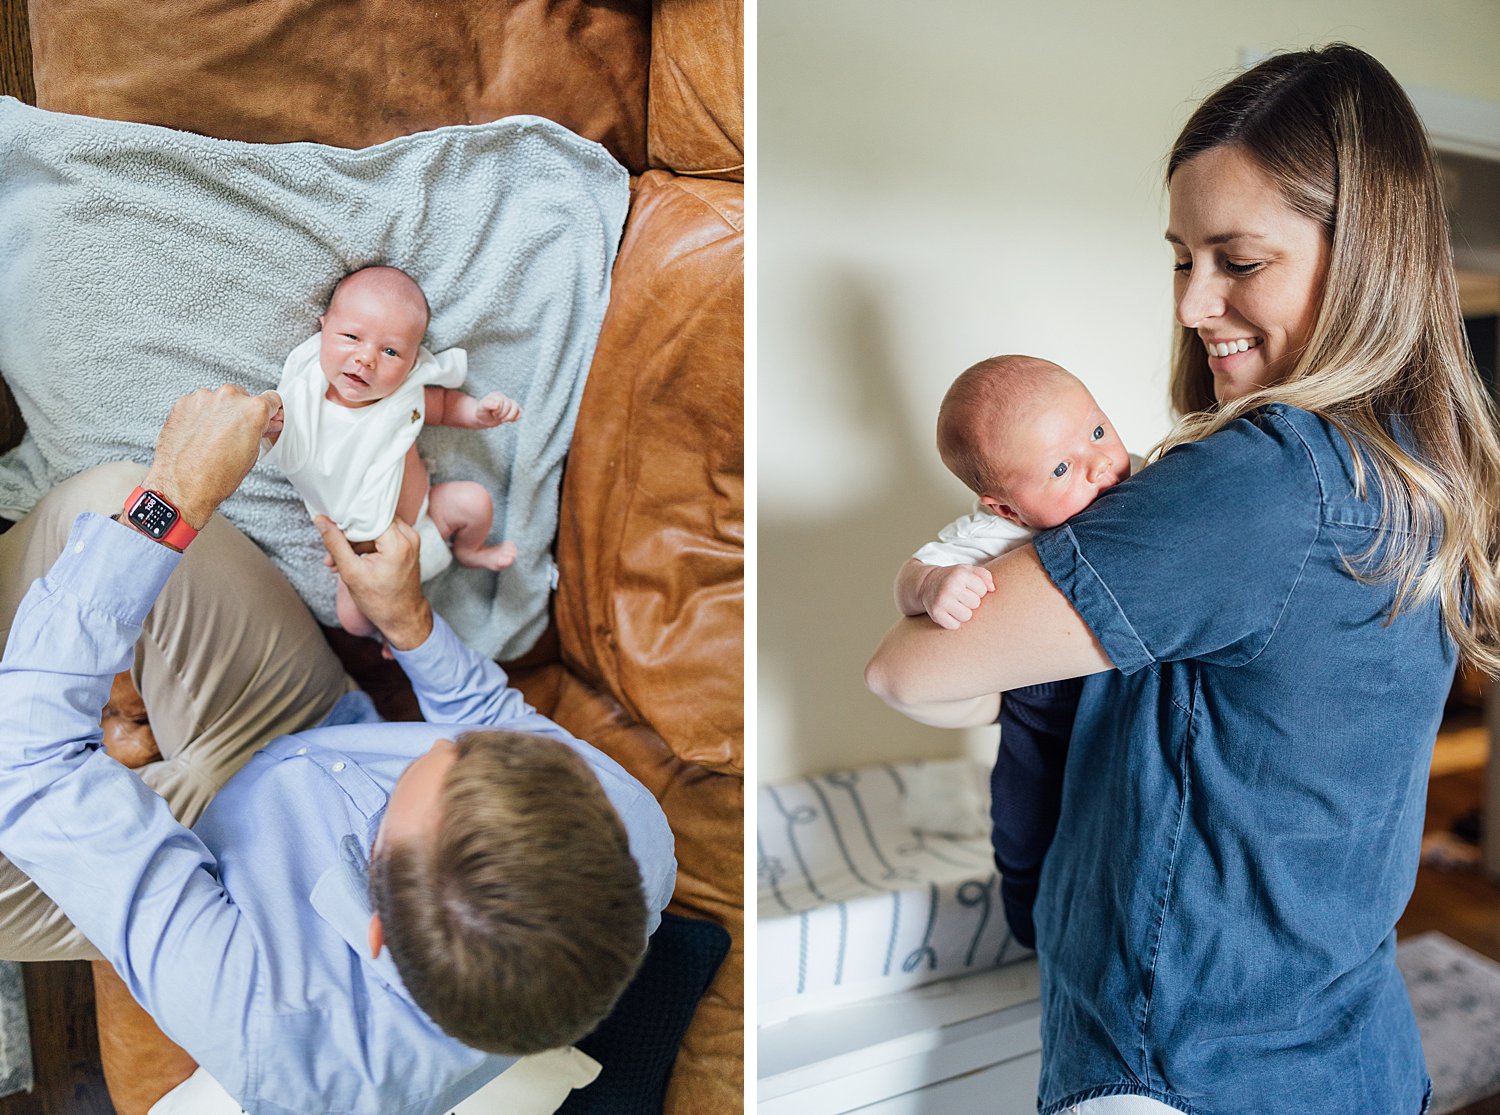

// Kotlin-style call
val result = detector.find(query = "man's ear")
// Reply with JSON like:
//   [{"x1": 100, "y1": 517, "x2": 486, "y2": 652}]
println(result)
[
  {"x1": 368, "y1": 914, "x2": 384, "y2": 960},
  {"x1": 979, "y1": 495, "x2": 1023, "y2": 525}
]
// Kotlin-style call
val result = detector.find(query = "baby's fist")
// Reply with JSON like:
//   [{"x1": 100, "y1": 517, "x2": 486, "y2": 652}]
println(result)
[
  {"x1": 922, "y1": 564, "x2": 996, "y2": 630},
  {"x1": 476, "y1": 392, "x2": 522, "y2": 427}
]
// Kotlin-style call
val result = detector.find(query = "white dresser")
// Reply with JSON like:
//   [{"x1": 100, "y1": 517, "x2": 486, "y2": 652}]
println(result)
[{"x1": 759, "y1": 959, "x2": 1043, "y2": 1113}]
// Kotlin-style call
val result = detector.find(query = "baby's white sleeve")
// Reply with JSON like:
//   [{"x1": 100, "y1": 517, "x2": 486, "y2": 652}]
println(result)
[{"x1": 912, "y1": 507, "x2": 1034, "y2": 567}]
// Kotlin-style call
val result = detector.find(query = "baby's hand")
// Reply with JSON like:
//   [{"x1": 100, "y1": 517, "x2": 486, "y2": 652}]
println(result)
[
  {"x1": 921, "y1": 564, "x2": 996, "y2": 630},
  {"x1": 474, "y1": 391, "x2": 522, "y2": 427}
]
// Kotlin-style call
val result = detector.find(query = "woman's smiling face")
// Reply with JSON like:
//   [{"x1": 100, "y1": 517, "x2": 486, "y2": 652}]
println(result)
[{"x1": 1167, "y1": 146, "x2": 1332, "y2": 405}]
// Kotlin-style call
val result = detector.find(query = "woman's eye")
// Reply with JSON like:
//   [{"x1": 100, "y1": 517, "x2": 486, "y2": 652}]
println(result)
[
  {"x1": 1172, "y1": 260, "x2": 1191, "y2": 273},
  {"x1": 1225, "y1": 260, "x2": 1262, "y2": 276},
  {"x1": 1092, "y1": 425, "x2": 1105, "y2": 441},
  {"x1": 1052, "y1": 462, "x2": 1069, "y2": 478}
]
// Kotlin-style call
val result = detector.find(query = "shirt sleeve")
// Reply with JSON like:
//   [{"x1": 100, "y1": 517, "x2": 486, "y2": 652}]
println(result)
[
  {"x1": 0, "y1": 514, "x2": 259, "y2": 1083},
  {"x1": 1032, "y1": 409, "x2": 1321, "y2": 674},
  {"x1": 392, "y1": 615, "x2": 564, "y2": 732}
]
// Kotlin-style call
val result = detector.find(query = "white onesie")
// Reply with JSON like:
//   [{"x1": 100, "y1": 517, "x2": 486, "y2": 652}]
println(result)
[
  {"x1": 913, "y1": 503, "x2": 1033, "y2": 566},
  {"x1": 264, "y1": 332, "x2": 466, "y2": 581}
]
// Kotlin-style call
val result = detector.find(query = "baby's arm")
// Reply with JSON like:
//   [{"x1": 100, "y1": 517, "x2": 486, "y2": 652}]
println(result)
[
  {"x1": 895, "y1": 559, "x2": 996, "y2": 630},
  {"x1": 424, "y1": 386, "x2": 522, "y2": 429}
]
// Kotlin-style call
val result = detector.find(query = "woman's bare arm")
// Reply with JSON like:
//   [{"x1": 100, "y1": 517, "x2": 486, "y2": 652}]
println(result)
[{"x1": 866, "y1": 544, "x2": 1113, "y2": 724}]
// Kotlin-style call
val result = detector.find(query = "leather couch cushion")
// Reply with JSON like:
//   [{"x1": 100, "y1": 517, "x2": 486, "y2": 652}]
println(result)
[
  {"x1": 26, "y1": 0, "x2": 651, "y2": 172},
  {"x1": 649, "y1": 0, "x2": 745, "y2": 180},
  {"x1": 555, "y1": 170, "x2": 744, "y2": 775}
]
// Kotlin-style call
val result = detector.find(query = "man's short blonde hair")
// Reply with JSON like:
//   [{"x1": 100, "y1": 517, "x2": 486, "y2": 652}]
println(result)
[{"x1": 370, "y1": 729, "x2": 648, "y2": 1054}]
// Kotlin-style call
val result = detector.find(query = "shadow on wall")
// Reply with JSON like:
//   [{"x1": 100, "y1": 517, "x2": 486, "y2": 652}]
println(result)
[{"x1": 759, "y1": 266, "x2": 988, "y2": 782}]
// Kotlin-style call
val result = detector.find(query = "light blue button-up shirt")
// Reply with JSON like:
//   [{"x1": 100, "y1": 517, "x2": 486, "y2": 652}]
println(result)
[{"x1": 0, "y1": 512, "x2": 677, "y2": 1115}]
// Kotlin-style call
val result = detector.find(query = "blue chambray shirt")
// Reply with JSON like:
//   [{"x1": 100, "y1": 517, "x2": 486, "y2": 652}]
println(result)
[
  {"x1": 1031, "y1": 405, "x2": 1449, "y2": 1115},
  {"x1": 0, "y1": 513, "x2": 677, "y2": 1115}
]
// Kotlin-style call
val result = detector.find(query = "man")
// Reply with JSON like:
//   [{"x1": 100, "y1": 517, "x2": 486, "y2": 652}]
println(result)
[{"x1": 0, "y1": 386, "x2": 675, "y2": 1114}]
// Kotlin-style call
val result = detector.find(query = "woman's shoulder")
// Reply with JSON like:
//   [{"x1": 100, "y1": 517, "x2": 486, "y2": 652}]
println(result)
[{"x1": 1175, "y1": 403, "x2": 1387, "y2": 531}]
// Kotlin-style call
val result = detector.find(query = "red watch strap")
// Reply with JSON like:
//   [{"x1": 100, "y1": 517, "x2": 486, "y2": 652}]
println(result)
[{"x1": 123, "y1": 486, "x2": 200, "y2": 550}]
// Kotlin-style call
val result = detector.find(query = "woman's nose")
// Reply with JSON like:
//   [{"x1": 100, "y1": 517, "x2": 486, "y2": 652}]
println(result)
[{"x1": 1175, "y1": 265, "x2": 1222, "y2": 330}]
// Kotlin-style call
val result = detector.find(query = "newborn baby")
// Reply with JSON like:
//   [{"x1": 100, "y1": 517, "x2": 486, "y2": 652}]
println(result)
[
  {"x1": 264, "y1": 266, "x2": 521, "y2": 638},
  {"x1": 897, "y1": 354, "x2": 1131, "y2": 626},
  {"x1": 894, "y1": 354, "x2": 1136, "y2": 948}
]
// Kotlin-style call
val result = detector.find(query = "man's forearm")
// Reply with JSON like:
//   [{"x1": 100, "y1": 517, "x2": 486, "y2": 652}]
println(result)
[{"x1": 391, "y1": 614, "x2": 567, "y2": 738}]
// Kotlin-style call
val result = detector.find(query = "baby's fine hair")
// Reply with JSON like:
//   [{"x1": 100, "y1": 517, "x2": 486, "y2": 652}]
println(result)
[
  {"x1": 936, "y1": 355, "x2": 1074, "y2": 498},
  {"x1": 328, "y1": 265, "x2": 431, "y2": 331}
]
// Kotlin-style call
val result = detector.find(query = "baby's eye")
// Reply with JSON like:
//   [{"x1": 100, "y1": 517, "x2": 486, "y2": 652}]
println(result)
[
  {"x1": 341, "y1": 333, "x2": 358, "y2": 340},
  {"x1": 1092, "y1": 425, "x2": 1104, "y2": 440},
  {"x1": 383, "y1": 347, "x2": 399, "y2": 357},
  {"x1": 1052, "y1": 462, "x2": 1069, "y2": 478}
]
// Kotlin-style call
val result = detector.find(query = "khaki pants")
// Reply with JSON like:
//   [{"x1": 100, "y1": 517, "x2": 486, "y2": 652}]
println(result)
[{"x1": 0, "y1": 462, "x2": 353, "y2": 960}]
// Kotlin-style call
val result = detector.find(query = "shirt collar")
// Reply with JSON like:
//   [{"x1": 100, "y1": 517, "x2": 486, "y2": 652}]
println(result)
[{"x1": 309, "y1": 832, "x2": 424, "y2": 1011}]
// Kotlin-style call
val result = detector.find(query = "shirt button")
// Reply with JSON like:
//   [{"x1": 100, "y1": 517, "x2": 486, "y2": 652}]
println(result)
[
  {"x1": 331, "y1": 761, "x2": 346, "y2": 773},
  {"x1": 295, "y1": 747, "x2": 308, "y2": 756},
  {"x1": 73, "y1": 542, "x2": 84, "y2": 553}
]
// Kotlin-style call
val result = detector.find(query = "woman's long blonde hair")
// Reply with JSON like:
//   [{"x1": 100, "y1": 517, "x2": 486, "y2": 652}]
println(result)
[{"x1": 1160, "y1": 44, "x2": 1500, "y2": 673}]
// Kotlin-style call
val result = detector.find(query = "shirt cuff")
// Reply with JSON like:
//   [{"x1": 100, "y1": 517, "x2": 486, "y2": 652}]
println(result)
[
  {"x1": 1032, "y1": 524, "x2": 1153, "y2": 676},
  {"x1": 389, "y1": 611, "x2": 464, "y2": 679},
  {"x1": 45, "y1": 513, "x2": 181, "y2": 628}
]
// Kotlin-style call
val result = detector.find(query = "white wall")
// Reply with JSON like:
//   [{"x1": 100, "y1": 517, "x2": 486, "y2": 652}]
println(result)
[{"x1": 758, "y1": 0, "x2": 1500, "y2": 782}]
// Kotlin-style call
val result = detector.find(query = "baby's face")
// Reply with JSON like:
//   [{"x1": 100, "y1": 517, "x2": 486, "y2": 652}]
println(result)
[
  {"x1": 984, "y1": 377, "x2": 1129, "y2": 530},
  {"x1": 318, "y1": 282, "x2": 428, "y2": 408}
]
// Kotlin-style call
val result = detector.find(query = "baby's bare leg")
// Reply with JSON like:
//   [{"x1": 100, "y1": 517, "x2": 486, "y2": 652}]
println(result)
[
  {"x1": 395, "y1": 445, "x2": 428, "y2": 528},
  {"x1": 327, "y1": 537, "x2": 381, "y2": 638},
  {"x1": 427, "y1": 481, "x2": 517, "y2": 571},
  {"x1": 334, "y1": 576, "x2": 379, "y2": 638}
]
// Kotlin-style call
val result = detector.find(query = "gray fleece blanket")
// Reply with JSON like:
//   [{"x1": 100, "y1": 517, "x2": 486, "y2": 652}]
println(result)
[{"x1": 0, "y1": 97, "x2": 628, "y2": 660}]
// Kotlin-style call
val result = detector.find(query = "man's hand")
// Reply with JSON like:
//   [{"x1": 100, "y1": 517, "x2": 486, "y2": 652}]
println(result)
[
  {"x1": 140, "y1": 386, "x2": 283, "y2": 529},
  {"x1": 315, "y1": 516, "x2": 434, "y2": 651},
  {"x1": 473, "y1": 391, "x2": 522, "y2": 428},
  {"x1": 920, "y1": 564, "x2": 996, "y2": 630}
]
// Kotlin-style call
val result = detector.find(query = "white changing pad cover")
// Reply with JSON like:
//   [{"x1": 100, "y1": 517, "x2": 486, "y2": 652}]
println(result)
[{"x1": 758, "y1": 759, "x2": 1031, "y2": 1025}]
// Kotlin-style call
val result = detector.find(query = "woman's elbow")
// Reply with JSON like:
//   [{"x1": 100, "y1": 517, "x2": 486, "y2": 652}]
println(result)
[{"x1": 865, "y1": 647, "x2": 916, "y2": 711}]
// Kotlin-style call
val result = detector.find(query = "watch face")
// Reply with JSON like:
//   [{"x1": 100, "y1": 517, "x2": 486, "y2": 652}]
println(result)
[{"x1": 128, "y1": 492, "x2": 179, "y2": 540}]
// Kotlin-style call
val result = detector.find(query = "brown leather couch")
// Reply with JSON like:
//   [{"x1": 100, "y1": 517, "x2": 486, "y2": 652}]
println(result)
[{"x1": 0, "y1": 1, "x2": 744, "y2": 1112}]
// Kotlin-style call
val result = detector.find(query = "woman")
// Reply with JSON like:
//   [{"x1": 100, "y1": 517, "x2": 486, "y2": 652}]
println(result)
[{"x1": 866, "y1": 44, "x2": 1500, "y2": 1115}]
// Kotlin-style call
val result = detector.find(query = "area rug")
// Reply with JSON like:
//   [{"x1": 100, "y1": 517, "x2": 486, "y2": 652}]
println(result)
[
  {"x1": 0, "y1": 960, "x2": 32, "y2": 1097},
  {"x1": 1399, "y1": 931, "x2": 1500, "y2": 1114}
]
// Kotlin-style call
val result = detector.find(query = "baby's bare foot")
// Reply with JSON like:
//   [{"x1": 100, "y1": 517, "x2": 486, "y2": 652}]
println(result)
[{"x1": 455, "y1": 539, "x2": 517, "y2": 572}]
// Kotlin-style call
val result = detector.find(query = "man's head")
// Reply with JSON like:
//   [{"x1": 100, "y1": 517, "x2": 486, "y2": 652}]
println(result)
[
  {"x1": 368, "y1": 730, "x2": 648, "y2": 1054},
  {"x1": 318, "y1": 266, "x2": 431, "y2": 409},
  {"x1": 936, "y1": 355, "x2": 1129, "y2": 530}
]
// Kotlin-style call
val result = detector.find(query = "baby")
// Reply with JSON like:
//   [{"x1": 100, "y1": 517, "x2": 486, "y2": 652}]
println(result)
[
  {"x1": 263, "y1": 266, "x2": 521, "y2": 638},
  {"x1": 895, "y1": 354, "x2": 1136, "y2": 949}
]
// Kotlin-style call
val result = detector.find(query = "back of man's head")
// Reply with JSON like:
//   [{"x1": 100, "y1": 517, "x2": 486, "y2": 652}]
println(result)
[{"x1": 370, "y1": 729, "x2": 648, "y2": 1053}]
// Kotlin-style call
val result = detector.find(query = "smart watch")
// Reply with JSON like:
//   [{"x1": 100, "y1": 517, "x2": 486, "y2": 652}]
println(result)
[{"x1": 121, "y1": 486, "x2": 199, "y2": 550}]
